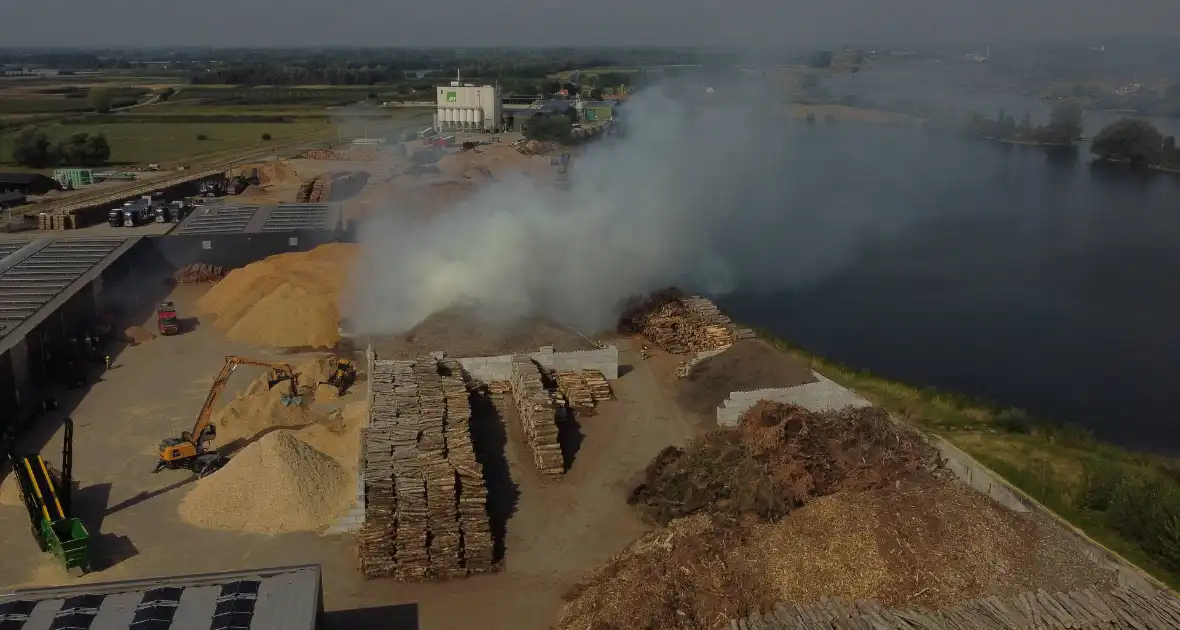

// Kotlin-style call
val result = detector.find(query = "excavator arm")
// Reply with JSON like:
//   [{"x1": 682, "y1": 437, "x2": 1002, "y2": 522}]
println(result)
[{"x1": 155, "y1": 355, "x2": 302, "y2": 474}]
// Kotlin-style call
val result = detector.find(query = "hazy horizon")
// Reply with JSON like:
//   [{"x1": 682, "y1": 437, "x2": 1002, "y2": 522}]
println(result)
[{"x1": 1, "y1": 0, "x2": 1177, "y2": 48}]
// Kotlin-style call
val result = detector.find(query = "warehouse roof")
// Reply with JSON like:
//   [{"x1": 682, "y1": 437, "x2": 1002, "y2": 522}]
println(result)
[
  {"x1": 171, "y1": 203, "x2": 342, "y2": 236},
  {"x1": 0, "y1": 236, "x2": 139, "y2": 356},
  {"x1": 0, "y1": 564, "x2": 321, "y2": 630}
]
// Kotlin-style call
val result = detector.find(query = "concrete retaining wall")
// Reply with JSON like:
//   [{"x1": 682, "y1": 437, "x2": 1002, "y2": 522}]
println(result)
[
  {"x1": 719, "y1": 375, "x2": 1172, "y2": 596},
  {"x1": 716, "y1": 373, "x2": 871, "y2": 427},
  {"x1": 457, "y1": 346, "x2": 619, "y2": 382}
]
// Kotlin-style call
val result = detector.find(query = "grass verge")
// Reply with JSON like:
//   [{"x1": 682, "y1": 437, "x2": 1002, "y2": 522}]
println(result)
[
  {"x1": 0, "y1": 120, "x2": 330, "y2": 167},
  {"x1": 755, "y1": 328, "x2": 1180, "y2": 591}
]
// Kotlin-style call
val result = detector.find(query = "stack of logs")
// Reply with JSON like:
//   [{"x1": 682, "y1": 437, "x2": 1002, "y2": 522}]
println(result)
[
  {"x1": 171, "y1": 263, "x2": 225, "y2": 284},
  {"x1": 299, "y1": 148, "x2": 382, "y2": 161},
  {"x1": 638, "y1": 295, "x2": 756, "y2": 354},
  {"x1": 509, "y1": 356, "x2": 566, "y2": 475},
  {"x1": 296, "y1": 177, "x2": 328, "y2": 203},
  {"x1": 552, "y1": 370, "x2": 614, "y2": 409},
  {"x1": 485, "y1": 381, "x2": 512, "y2": 396},
  {"x1": 358, "y1": 357, "x2": 494, "y2": 581}
]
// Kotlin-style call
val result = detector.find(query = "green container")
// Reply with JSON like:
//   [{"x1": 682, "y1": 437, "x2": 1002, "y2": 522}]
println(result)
[
  {"x1": 54, "y1": 168, "x2": 94, "y2": 188},
  {"x1": 584, "y1": 109, "x2": 597, "y2": 122},
  {"x1": 44, "y1": 518, "x2": 91, "y2": 572}
]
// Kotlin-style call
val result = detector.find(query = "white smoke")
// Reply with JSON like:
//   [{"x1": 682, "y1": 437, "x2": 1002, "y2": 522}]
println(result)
[{"x1": 349, "y1": 75, "x2": 912, "y2": 336}]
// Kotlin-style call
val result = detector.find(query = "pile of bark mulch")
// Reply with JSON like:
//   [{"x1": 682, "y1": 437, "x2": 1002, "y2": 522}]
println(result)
[
  {"x1": 627, "y1": 401, "x2": 940, "y2": 525},
  {"x1": 675, "y1": 340, "x2": 818, "y2": 414}
]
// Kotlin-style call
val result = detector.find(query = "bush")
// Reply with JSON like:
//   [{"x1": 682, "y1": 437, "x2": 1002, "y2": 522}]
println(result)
[
  {"x1": 994, "y1": 407, "x2": 1032, "y2": 434},
  {"x1": 261, "y1": 132, "x2": 272, "y2": 140},
  {"x1": 1078, "y1": 465, "x2": 1180, "y2": 573},
  {"x1": 196, "y1": 133, "x2": 208, "y2": 141}
]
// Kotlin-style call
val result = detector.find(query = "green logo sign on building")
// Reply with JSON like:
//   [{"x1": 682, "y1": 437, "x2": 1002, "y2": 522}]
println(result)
[{"x1": 446, "y1": 91, "x2": 457, "y2": 102}]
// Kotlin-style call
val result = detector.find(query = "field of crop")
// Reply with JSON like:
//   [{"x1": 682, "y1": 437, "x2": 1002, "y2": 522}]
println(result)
[
  {"x1": 172, "y1": 86, "x2": 399, "y2": 105},
  {"x1": 0, "y1": 120, "x2": 330, "y2": 167},
  {"x1": 0, "y1": 83, "x2": 153, "y2": 115}
]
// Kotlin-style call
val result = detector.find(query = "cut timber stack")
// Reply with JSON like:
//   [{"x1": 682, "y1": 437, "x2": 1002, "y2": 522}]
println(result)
[
  {"x1": 729, "y1": 586, "x2": 1180, "y2": 630},
  {"x1": 171, "y1": 263, "x2": 225, "y2": 284},
  {"x1": 638, "y1": 295, "x2": 756, "y2": 354},
  {"x1": 308, "y1": 177, "x2": 328, "y2": 203},
  {"x1": 583, "y1": 370, "x2": 612, "y2": 402},
  {"x1": 486, "y1": 381, "x2": 511, "y2": 396},
  {"x1": 296, "y1": 178, "x2": 317, "y2": 203},
  {"x1": 440, "y1": 359, "x2": 495, "y2": 573},
  {"x1": 509, "y1": 356, "x2": 566, "y2": 475},
  {"x1": 358, "y1": 358, "x2": 493, "y2": 581},
  {"x1": 554, "y1": 371, "x2": 594, "y2": 409}
]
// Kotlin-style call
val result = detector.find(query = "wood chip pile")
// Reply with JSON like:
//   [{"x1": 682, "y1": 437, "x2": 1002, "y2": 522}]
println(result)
[
  {"x1": 633, "y1": 295, "x2": 757, "y2": 355},
  {"x1": 729, "y1": 586, "x2": 1180, "y2": 630},
  {"x1": 509, "y1": 356, "x2": 566, "y2": 475},
  {"x1": 171, "y1": 263, "x2": 225, "y2": 284},
  {"x1": 358, "y1": 357, "x2": 494, "y2": 581},
  {"x1": 552, "y1": 370, "x2": 613, "y2": 409}
]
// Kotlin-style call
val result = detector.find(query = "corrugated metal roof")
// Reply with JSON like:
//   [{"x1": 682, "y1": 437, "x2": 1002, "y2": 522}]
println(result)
[
  {"x1": 172, "y1": 204, "x2": 341, "y2": 236},
  {"x1": 0, "y1": 565, "x2": 321, "y2": 630},
  {"x1": 0, "y1": 237, "x2": 139, "y2": 356}
]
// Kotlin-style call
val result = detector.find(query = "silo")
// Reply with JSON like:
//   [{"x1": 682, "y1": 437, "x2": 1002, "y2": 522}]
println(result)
[
  {"x1": 437, "y1": 108, "x2": 447, "y2": 131},
  {"x1": 461, "y1": 108, "x2": 471, "y2": 125},
  {"x1": 473, "y1": 108, "x2": 484, "y2": 130}
]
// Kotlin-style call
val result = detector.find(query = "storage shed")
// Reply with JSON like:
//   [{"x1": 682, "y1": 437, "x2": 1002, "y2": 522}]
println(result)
[{"x1": 0, "y1": 173, "x2": 61, "y2": 195}]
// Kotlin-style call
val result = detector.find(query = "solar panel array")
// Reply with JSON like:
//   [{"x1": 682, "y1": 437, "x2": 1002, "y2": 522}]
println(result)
[
  {"x1": 0, "y1": 238, "x2": 126, "y2": 340},
  {"x1": 259, "y1": 204, "x2": 334, "y2": 232},
  {"x1": 174, "y1": 206, "x2": 261, "y2": 235}
]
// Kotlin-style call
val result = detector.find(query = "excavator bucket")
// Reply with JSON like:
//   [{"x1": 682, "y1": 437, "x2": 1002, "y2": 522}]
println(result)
[{"x1": 280, "y1": 393, "x2": 302, "y2": 406}]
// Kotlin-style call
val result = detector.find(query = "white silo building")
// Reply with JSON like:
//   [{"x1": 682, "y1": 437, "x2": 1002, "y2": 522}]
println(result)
[{"x1": 436, "y1": 82, "x2": 503, "y2": 132}]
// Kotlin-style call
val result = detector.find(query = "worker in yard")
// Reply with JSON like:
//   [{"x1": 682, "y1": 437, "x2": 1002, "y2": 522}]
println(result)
[
  {"x1": 641, "y1": 345, "x2": 650, "y2": 360},
  {"x1": 104, "y1": 355, "x2": 112, "y2": 371}
]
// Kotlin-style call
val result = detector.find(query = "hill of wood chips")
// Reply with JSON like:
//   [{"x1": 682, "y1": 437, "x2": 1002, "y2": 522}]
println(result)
[
  {"x1": 197, "y1": 244, "x2": 357, "y2": 349},
  {"x1": 558, "y1": 402, "x2": 1117, "y2": 630},
  {"x1": 178, "y1": 431, "x2": 351, "y2": 534}
]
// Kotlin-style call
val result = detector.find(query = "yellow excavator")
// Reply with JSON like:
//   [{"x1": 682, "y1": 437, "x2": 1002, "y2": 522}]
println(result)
[
  {"x1": 152, "y1": 355, "x2": 303, "y2": 476},
  {"x1": 321, "y1": 358, "x2": 357, "y2": 396}
]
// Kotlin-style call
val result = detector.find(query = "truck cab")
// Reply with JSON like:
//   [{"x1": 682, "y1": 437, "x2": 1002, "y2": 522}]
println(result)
[
  {"x1": 107, "y1": 209, "x2": 124, "y2": 227},
  {"x1": 156, "y1": 302, "x2": 180, "y2": 335}
]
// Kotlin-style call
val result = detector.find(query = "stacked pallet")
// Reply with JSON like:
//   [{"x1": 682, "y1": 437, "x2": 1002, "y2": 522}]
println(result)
[
  {"x1": 509, "y1": 356, "x2": 566, "y2": 475},
  {"x1": 554, "y1": 371, "x2": 594, "y2": 409},
  {"x1": 440, "y1": 360, "x2": 495, "y2": 573},
  {"x1": 583, "y1": 370, "x2": 613, "y2": 402},
  {"x1": 638, "y1": 295, "x2": 756, "y2": 354},
  {"x1": 358, "y1": 358, "x2": 494, "y2": 581}
]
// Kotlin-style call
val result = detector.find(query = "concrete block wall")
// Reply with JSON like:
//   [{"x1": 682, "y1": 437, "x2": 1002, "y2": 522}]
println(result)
[
  {"x1": 716, "y1": 373, "x2": 871, "y2": 427},
  {"x1": 326, "y1": 344, "x2": 373, "y2": 535},
  {"x1": 722, "y1": 373, "x2": 1172, "y2": 596},
  {"x1": 457, "y1": 346, "x2": 620, "y2": 383}
]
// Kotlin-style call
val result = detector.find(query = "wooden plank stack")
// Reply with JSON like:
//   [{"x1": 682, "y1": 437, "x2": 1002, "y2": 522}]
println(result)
[
  {"x1": 486, "y1": 381, "x2": 512, "y2": 396},
  {"x1": 554, "y1": 371, "x2": 594, "y2": 409},
  {"x1": 509, "y1": 356, "x2": 566, "y2": 475},
  {"x1": 727, "y1": 586, "x2": 1180, "y2": 630},
  {"x1": 637, "y1": 295, "x2": 756, "y2": 355},
  {"x1": 171, "y1": 263, "x2": 225, "y2": 284},
  {"x1": 583, "y1": 370, "x2": 613, "y2": 402},
  {"x1": 440, "y1": 359, "x2": 495, "y2": 573},
  {"x1": 358, "y1": 358, "x2": 493, "y2": 581}
]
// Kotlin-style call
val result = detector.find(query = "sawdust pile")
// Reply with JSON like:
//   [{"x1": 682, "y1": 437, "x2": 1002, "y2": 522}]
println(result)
[
  {"x1": 198, "y1": 244, "x2": 357, "y2": 349},
  {"x1": 676, "y1": 340, "x2": 818, "y2": 414},
  {"x1": 371, "y1": 309, "x2": 595, "y2": 359},
  {"x1": 435, "y1": 144, "x2": 548, "y2": 181},
  {"x1": 294, "y1": 401, "x2": 366, "y2": 471},
  {"x1": 557, "y1": 479, "x2": 1116, "y2": 630},
  {"x1": 211, "y1": 378, "x2": 315, "y2": 449},
  {"x1": 121, "y1": 326, "x2": 156, "y2": 345},
  {"x1": 233, "y1": 159, "x2": 299, "y2": 186},
  {"x1": 178, "y1": 431, "x2": 350, "y2": 534},
  {"x1": 0, "y1": 474, "x2": 22, "y2": 507},
  {"x1": 628, "y1": 402, "x2": 936, "y2": 525}
]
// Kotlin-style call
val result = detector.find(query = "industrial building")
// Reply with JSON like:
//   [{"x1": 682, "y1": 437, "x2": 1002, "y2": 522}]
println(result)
[
  {"x1": 0, "y1": 173, "x2": 61, "y2": 196},
  {"x1": 0, "y1": 236, "x2": 141, "y2": 430},
  {"x1": 0, "y1": 564, "x2": 324, "y2": 630},
  {"x1": 161, "y1": 202, "x2": 344, "y2": 268},
  {"x1": 435, "y1": 82, "x2": 502, "y2": 132}
]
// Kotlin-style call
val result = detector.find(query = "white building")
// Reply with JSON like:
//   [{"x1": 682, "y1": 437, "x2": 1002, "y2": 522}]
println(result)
[{"x1": 436, "y1": 82, "x2": 502, "y2": 133}]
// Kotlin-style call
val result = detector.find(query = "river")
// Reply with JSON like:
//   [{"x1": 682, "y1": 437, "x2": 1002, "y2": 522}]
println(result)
[{"x1": 713, "y1": 117, "x2": 1180, "y2": 454}]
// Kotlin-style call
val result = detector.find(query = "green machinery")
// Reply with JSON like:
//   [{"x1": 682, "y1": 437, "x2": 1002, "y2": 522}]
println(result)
[{"x1": 2, "y1": 418, "x2": 92, "y2": 574}]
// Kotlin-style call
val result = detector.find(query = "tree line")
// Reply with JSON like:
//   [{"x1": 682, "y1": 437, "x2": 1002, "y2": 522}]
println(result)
[
  {"x1": 11, "y1": 127, "x2": 111, "y2": 168},
  {"x1": 1091, "y1": 118, "x2": 1180, "y2": 169},
  {"x1": 963, "y1": 102, "x2": 1084, "y2": 145}
]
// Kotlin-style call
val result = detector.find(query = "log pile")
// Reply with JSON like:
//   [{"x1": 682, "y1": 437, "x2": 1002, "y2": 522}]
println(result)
[
  {"x1": 583, "y1": 370, "x2": 613, "y2": 402},
  {"x1": 554, "y1": 371, "x2": 594, "y2": 409},
  {"x1": 358, "y1": 357, "x2": 492, "y2": 581},
  {"x1": 299, "y1": 147, "x2": 382, "y2": 161},
  {"x1": 295, "y1": 178, "x2": 319, "y2": 203},
  {"x1": 729, "y1": 586, "x2": 1180, "y2": 630},
  {"x1": 440, "y1": 359, "x2": 495, "y2": 573},
  {"x1": 636, "y1": 295, "x2": 756, "y2": 355},
  {"x1": 171, "y1": 263, "x2": 225, "y2": 284},
  {"x1": 486, "y1": 381, "x2": 512, "y2": 396},
  {"x1": 509, "y1": 356, "x2": 566, "y2": 475}
]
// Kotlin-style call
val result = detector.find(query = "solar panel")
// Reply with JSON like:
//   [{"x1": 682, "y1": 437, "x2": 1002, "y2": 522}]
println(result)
[
  {"x1": 47, "y1": 594, "x2": 104, "y2": 630},
  {"x1": 209, "y1": 581, "x2": 261, "y2": 630},
  {"x1": 0, "y1": 599, "x2": 37, "y2": 630},
  {"x1": 129, "y1": 587, "x2": 184, "y2": 630}
]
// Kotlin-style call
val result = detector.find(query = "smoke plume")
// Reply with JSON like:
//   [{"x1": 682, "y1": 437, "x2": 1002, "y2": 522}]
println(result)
[{"x1": 349, "y1": 75, "x2": 914, "y2": 336}]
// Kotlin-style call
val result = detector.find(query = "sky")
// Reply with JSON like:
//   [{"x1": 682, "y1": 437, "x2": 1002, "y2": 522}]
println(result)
[{"x1": 1, "y1": 0, "x2": 1178, "y2": 47}]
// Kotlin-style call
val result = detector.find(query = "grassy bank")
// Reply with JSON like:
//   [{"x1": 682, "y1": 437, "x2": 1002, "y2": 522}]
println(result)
[{"x1": 755, "y1": 329, "x2": 1180, "y2": 590}]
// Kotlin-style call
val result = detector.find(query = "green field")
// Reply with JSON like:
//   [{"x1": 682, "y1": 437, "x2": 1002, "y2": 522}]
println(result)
[
  {"x1": 758, "y1": 331, "x2": 1180, "y2": 590},
  {"x1": 0, "y1": 120, "x2": 329, "y2": 167}
]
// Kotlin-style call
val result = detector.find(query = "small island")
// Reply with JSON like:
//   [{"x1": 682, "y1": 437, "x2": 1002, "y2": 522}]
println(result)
[
  {"x1": 964, "y1": 101, "x2": 1083, "y2": 147},
  {"x1": 1091, "y1": 118, "x2": 1180, "y2": 172}
]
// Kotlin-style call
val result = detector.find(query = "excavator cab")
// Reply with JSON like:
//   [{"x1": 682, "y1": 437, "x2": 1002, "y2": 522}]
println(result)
[{"x1": 322, "y1": 359, "x2": 357, "y2": 396}]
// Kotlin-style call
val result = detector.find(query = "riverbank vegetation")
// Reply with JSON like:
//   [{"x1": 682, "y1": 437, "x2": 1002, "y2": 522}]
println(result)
[
  {"x1": 756, "y1": 330, "x2": 1180, "y2": 589},
  {"x1": 963, "y1": 101, "x2": 1083, "y2": 146},
  {"x1": 1091, "y1": 118, "x2": 1180, "y2": 171}
]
